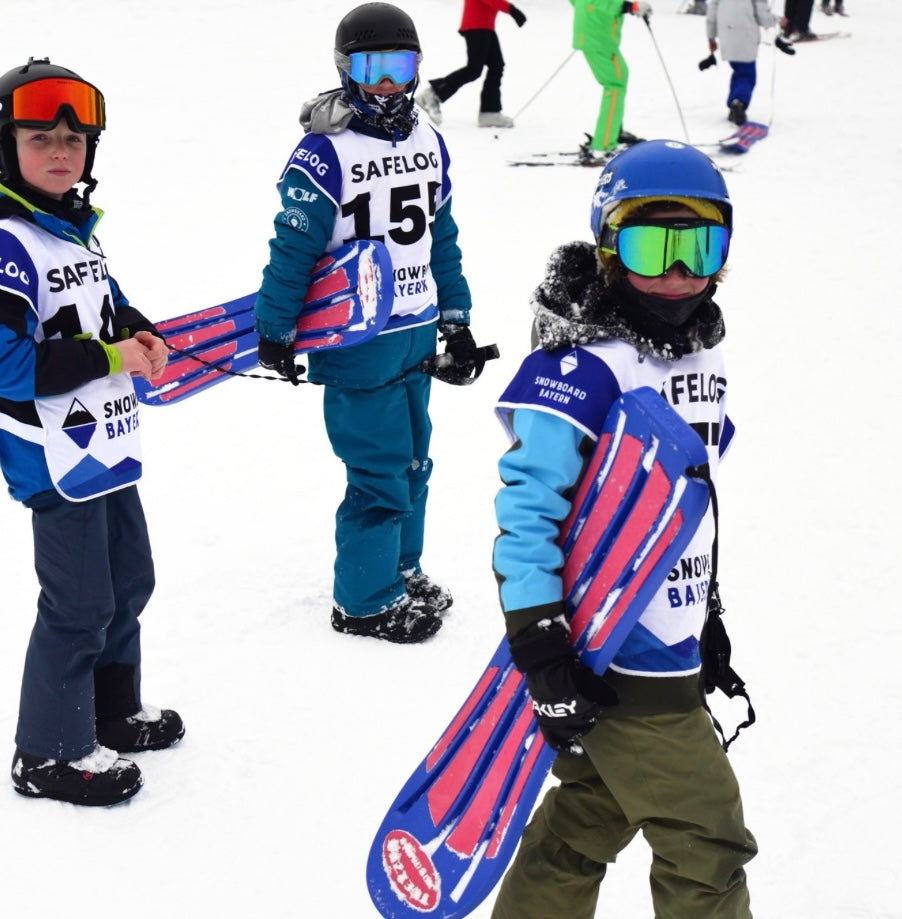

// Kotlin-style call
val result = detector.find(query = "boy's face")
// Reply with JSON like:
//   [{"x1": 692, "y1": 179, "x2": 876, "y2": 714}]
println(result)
[
  {"x1": 623, "y1": 206, "x2": 712, "y2": 301},
  {"x1": 12, "y1": 122, "x2": 87, "y2": 200}
]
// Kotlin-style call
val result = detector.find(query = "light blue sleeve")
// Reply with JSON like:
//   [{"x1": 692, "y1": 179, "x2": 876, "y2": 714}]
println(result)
[{"x1": 493, "y1": 408, "x2": 589, "y2": 616}]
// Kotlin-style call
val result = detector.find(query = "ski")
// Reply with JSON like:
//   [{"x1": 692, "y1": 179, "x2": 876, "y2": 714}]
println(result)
[
  {"x1": 367, "y1": 388, "x2": 711, "y2": 919},
  {"x1": 135, "y1": 239, "x2": 393, "y2": 406},
  {"x1": 508, "y1": 153, "x2": 614, "y2": 168},
  {"x1": 791, "y1": 30, "x2": 851, "y2": 41}
]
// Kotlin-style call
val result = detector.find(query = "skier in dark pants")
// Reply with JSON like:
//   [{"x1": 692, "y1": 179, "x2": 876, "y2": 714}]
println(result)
[
  {"x1": 0, "y1": 58, "x2": 184, "y2": 806},
  {"x1": 415, "y1": 0, "x2": 527, "y2": 128},
  {"x1": 490, "y1": 140, "x2": 757, "y2": 918},
  {"x1": 783, "y1": 0, "x2": 816, "y2": 38}
]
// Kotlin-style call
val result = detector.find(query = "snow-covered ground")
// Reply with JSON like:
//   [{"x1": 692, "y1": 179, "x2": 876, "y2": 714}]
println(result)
[{"x1": 1, "y1": 1, "x2": 900, "y2": 916}]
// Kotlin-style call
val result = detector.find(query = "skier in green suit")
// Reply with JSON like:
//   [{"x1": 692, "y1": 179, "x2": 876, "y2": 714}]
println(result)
[{"x1": 571, "y1": 0, "x2": 652, "y2": 157}]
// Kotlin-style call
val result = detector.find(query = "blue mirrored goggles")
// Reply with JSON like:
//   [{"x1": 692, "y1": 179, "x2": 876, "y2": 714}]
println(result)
[
  {"x1": 600, "y1": 220, "x2": 731, "y2": 278},
  {"x1": 348, "y1": 50, "x2": 418, "y2": 86}
]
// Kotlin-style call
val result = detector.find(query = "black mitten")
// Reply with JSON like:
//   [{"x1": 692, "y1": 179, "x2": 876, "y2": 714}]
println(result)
[
  {"x1": 698, "y1": 53, "x2": 717, "y2": 70},
  {"x1": 257, "y1": 338, "x2": 304, "y2": 386},
  {"x1": 509, "y1": 4, "x2": 527, "y2": 26},
  {"x1": 509, "y1": 616, "x2": 617, "y2": 754}
]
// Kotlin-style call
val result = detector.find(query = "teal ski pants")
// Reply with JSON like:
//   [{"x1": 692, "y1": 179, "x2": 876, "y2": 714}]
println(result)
[
  {"x1": 318, "y1": 324, "x2": 436, "y2": 617},
  {"x1": 492, "y1": 707, "x2": 757, "y2": 919}
]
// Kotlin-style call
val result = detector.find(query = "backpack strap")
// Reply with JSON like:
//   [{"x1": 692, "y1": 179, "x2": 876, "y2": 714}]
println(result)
[{"x1": 688, "y1": 463, "x2": 757, "y2": 752}]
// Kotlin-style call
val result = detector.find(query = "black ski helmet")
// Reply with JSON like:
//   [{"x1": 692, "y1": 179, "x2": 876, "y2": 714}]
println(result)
[
  {"x1": 334, "y1": 3, "x2": 421, "y2": 55},
  {"x1": 333, "y1": 4, "x2": 422, "y2": 139},
  {"x1": 0, "y1": 57, "x2": 105, "y2": 190}
]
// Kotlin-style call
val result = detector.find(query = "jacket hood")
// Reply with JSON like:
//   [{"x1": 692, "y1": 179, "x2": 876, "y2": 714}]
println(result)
[{"x1": 531, "y1": 241, "x2": 725, "y2": 362}]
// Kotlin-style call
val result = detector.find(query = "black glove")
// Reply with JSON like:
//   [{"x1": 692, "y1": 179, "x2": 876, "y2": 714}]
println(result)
[
  {"x1": 775, "y1": 36, "x2": 796, "y2": 55},
  {"x1": 698, "y1": 53, "x2": 717, "y2": 70},
  {"x1": 257, "y1": 337, "x2": 304, "y2": 386},
  {"x1": 509, "y1": 615, "x2": 617, "y2": 754},
  {"x1": 438, "y1": 323, "x2": 478, "y2": 370},
  {"x1": 509, "y1": 4, "x2": 527, "y2": 26}
]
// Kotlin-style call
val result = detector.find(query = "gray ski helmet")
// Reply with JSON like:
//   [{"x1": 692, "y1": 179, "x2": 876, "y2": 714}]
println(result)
[
  {"x1": 335, "y1": 3, "x2": 421, "y2": 55},
  {"x1": 590, "y1": 140, "x2": 732, "y2": 241},
  {"x1": 0, "y1": 57, "x2": 105, "y2": 187}
]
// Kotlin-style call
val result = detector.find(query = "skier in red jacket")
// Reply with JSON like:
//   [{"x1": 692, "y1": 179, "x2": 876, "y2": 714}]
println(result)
[{"x1": 415, "y1": 0, "x2": 527, "y2": 128}]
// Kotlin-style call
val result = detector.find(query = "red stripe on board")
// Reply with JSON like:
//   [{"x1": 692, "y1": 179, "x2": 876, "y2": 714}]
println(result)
[
  {"x1": 154, "y1": 341, "x2": 239, "y2": 385},
  {"x1": 158, "y1": 361, "x2": 233, "y2": 401},
  {"x1": 297, "y1": 298, "x2": 354, "y2": 334},
  {"x1": 563, "y1": 435, "x2": 644, "y2": 592},
  {"x1": 446, "y1": 697, "x2": 535, "y2": 857},
  {"x1": 559, "y1": 432, "x2": 613, "y2": 541},
  {"x1": 155, "y1": 306, "x2": 228, "y2": 332},
  {"x1": 166, "y1": 319, "x2": 238, "y2": 351},
  {"x1": 568, "y1": 462, "x2": 672, "y2": 639},
  {"x1": 486, "y1": 725, "x2": 547, "y2": 859},
  {"x1": 426, "y1": 667, "x2": 500, "y2": 772},
  {"x1": 305, "y1": 267, "x2": 351, "y2": 303},
  {"x1": 587, "y1": 508, "x2": 683, "y2": 652},
  {"x1": 294, "y1": 335, "x2": 342, "y2": 351},
  {"x1": 427, "y1": 669, "x2": 524, "y2": 828}
]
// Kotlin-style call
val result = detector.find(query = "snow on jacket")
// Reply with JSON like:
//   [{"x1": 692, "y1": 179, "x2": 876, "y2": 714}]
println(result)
[
  {"x1": 459, "y1": 0, "x2": 514, "y2": 31},
  {"x1": 0, "y1": 186, "x2": 155, "y2": 506},
  {"x1": 493, "y1": 241, "x2": 735, "y2": 715},
  {"x1": 255, "y1": 115, "x2": 471, "y2": 350},
  {"x1": 706, "y1": 0, "x2": 778, "y2": 62}
]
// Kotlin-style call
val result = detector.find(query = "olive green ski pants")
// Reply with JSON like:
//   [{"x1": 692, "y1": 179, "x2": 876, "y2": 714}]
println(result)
[{"x1": 491, "y1": 707, "x2": 757, "y2": 919}]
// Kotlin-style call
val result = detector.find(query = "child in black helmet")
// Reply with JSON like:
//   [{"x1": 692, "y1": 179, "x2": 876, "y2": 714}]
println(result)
[
  {"x1": 491, "y1": 140, "x2": 756, "y2": 916},
  {"x1": 0, "y1": 57, "x2": 183, "y2": 806},
  {"x1": 254, "y1": 4, "x2": 477, "y2": 644}
]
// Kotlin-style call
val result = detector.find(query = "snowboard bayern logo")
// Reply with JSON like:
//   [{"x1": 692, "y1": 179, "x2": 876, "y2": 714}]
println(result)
[{"x1": 382, "y1": 829, "x2": 441, "y2": 912}]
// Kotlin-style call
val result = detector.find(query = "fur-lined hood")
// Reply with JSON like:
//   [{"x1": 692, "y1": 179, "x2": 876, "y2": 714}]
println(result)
[{"x1": 531, "y1": 241, "x2": 725, "y2": 362}]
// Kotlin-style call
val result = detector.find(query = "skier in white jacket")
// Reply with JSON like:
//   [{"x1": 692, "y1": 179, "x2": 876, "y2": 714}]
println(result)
[{"x1": 706, "y1": 0, "x2": 785, "y2": 124}]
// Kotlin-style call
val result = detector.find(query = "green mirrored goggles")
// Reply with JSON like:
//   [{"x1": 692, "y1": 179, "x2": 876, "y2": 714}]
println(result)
[{"x1": 600, "y1": 219, "x2": 731, "y2": 278}]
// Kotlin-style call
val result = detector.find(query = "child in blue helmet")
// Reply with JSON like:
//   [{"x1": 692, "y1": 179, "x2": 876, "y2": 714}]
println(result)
[
  {"x1": 254, "y1": 3, "x2": 476, "y2": 644},
  {"x1": 0, "y1": 58, "x2": 184, "y2": 806},
  {"x1": 706, "y1": 0, "x2": 785, "y2": 126},
  {"x1": 491, "y1": 140, "x2": 756, "y2": 917}
]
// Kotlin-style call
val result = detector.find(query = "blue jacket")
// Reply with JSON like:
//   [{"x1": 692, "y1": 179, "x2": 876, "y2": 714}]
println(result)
[{"x1": 0, "y1": 185, "x2": 154, "y2": 505}]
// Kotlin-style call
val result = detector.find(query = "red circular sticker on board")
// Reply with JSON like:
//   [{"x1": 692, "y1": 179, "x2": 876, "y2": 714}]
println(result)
[{"x1": 382, "y1": 829, "x2": 441, "y2": 912}]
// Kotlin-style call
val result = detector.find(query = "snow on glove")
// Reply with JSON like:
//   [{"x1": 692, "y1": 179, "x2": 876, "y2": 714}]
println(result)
[
  {"x1": 438, "y1": 322, "x2": 478, "y2": 371},
  {"x1": 257, "y1": 337, "x2": 304, "y2": 386},
  {"x1": 509, "y1": 614, "x2": 618, "y2": 755},
  {"x1": 509, "y1": 4, "x2": 527, "y2": 27}
]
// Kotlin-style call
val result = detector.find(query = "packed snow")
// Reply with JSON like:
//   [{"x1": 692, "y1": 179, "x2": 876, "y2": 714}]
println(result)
[{"x1": 1, "y1": 1, "x2": 899, "y2": 916}]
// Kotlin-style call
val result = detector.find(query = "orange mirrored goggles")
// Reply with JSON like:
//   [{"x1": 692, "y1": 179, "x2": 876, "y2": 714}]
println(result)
[{"x1": 10, "y1": 77, "x2": 105, "y2": 132}]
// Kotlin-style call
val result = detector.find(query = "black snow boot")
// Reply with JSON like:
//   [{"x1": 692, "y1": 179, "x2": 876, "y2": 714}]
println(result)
[
  {"x1": 728, "y1": 99, "x2": 747, "y2": 125},
  {"x1": 331, "y1": 595, "x2": 443, "y2": 643},
  {"x1": 11, "y1": 745, "x2": 143, "y2": 806},
  {"x1": 96, "y1": 707, "x2": 185, "y2": 753},
  {"x1": 403, "y1": 569, "x2": 453, "y2": 613}
]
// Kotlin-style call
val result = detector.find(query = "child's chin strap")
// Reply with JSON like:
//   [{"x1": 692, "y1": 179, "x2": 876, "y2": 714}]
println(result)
[{"x1": 688, "y1": 462, "x2": 756, "y2": 752}]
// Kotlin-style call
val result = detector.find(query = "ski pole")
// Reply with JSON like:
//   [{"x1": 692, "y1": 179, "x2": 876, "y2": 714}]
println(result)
[
  {"x1": 643, "y1": 17, "x2": 691, "y2": 143},
  {"x1": 510, "y1": 50, "x2": 576, "y2": 123}
]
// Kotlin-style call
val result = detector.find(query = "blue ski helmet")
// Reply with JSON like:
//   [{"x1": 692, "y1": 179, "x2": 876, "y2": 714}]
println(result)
[{"x1": 590, "y1": 140, "x2": 732, "y2": 241}]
